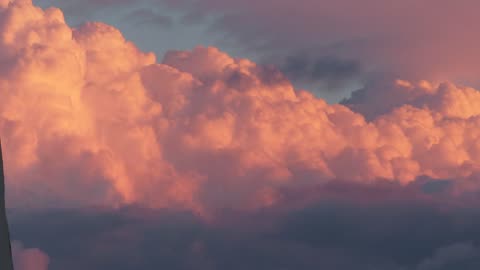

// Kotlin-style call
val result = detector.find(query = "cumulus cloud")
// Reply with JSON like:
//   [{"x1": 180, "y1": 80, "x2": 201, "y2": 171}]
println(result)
[
  {"x1": 1, "y1": 0, "x2": 480, "y2": 216},
  {"x1": 12, "y1": 241, "x2": 49, "y2": 270},
  {"x1": 3, "y1": 1, "x2": 480, "y2": 269}
]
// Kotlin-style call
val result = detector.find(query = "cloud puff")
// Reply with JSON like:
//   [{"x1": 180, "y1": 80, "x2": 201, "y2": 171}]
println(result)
[
  {"x1": 12, "y1": 241, "x2": 49, "y2": 270},
  {"x1": 2, "y1": 0, "x2": 480, "y2": 216}
]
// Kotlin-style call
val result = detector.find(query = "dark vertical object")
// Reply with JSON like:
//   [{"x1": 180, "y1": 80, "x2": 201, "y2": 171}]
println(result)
[{"x1": 0, "y1": 141, "x2": 14, "y2": 270}]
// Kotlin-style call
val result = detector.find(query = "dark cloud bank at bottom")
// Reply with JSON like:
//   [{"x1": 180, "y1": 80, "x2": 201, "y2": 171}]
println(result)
[{"x1": 9, "y1": 178, "x2": 480, "y2": 270}]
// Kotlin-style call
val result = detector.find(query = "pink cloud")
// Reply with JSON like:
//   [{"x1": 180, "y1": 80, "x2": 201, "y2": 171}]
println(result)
[{"x1": 1, "y1": 0, "x2": 480, "y2": 216}]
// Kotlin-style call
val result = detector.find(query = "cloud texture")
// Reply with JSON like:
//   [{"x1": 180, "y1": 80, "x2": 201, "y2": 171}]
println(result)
[
  {"x1": 2, "y1": 0, "x2": 480, "y2": 269},
  {"x1": 0, "y1": 0, "x2": 480, "y2": 215}
]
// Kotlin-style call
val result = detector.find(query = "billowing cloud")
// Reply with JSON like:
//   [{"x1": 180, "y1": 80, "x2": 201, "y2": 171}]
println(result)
[
  {"x1": 1, "y1": 0, "x2": 480, "y2": 216},
  {"x1": 3, "y1": 1, "x2": 480, "y2": 269}
]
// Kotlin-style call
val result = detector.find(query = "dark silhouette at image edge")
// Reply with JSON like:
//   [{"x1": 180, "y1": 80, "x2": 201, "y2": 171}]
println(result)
[{"x1": 0, "y1": 141, "x2": 14, "y2": 270}]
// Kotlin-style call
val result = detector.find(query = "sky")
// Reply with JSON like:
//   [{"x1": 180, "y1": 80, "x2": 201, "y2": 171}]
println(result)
[{"x1": 3, "y1": 0, "x2": 480, "y2": 269}]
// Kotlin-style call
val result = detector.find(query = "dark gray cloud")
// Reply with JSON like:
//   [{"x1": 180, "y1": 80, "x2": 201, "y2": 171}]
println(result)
[
  {"x1": 280, "y1": 53, "x2": 362, "y2": 92},
  {"x1": 8, "y1": 177, "x2": 480, "y2": 270}
]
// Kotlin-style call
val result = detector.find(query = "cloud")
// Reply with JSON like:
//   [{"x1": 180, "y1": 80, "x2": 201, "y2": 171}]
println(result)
[
  {"x1": 343, "y1": 79, "x2": 480, "y2": 120},
  {"x1": 12, "y1": 241, "x2": 49, "y2": 270},
  {"x1": 8, "y1": 186, "x2": 480, "y2": 270},
  {"x1": 1, "y1": 1, "x2": 480, "y2": 216},
  {"x1": 3, "y1": 1, "x2": 480, "y2": 269},
  {"x1": 280, "y1": 53, "x2": 362, "y2": 91}
]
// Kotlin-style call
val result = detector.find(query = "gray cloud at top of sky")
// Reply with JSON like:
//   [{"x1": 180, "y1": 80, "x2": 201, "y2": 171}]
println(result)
[{"x1": 60, "y1": 0, "x2": 480, "y2": 101}]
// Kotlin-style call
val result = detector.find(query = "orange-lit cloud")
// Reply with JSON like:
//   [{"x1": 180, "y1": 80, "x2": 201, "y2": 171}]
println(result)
[{"x1": 3, "y1": 0, "x2": 480, "y2": 215}]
